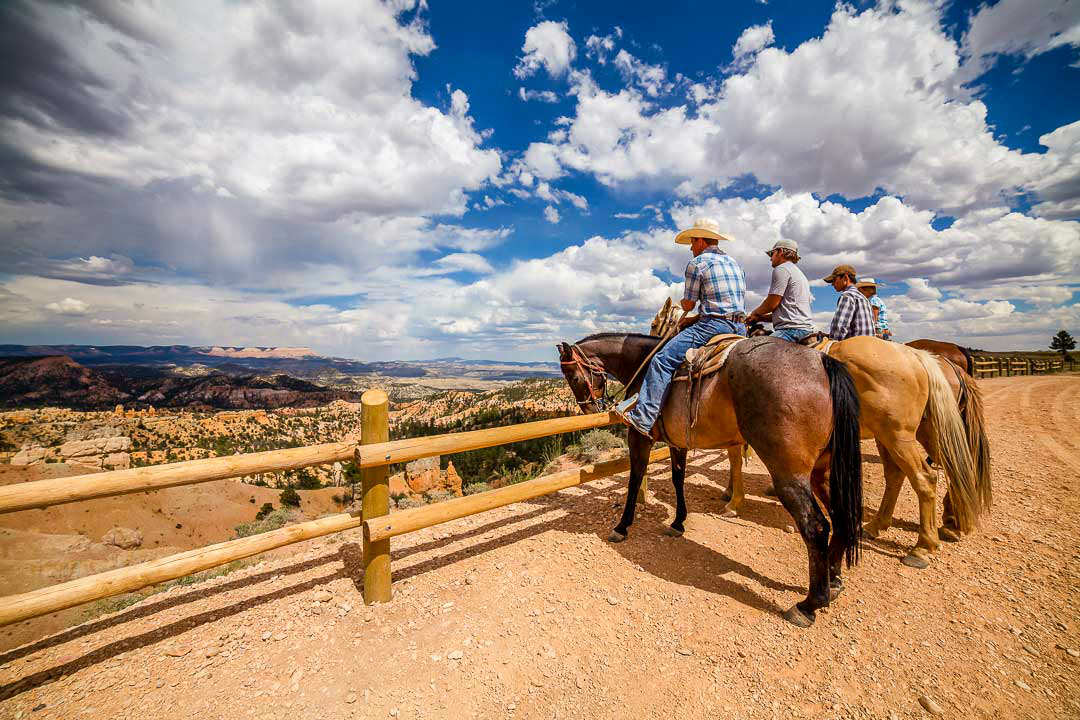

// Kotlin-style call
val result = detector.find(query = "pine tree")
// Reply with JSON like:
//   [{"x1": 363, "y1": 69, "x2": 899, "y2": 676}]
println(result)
[{"x1": 1049, "y1": 330, "x2": 1075, "y2": 360}]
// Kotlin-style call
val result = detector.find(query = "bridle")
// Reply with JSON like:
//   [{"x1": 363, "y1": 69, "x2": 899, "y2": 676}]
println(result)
[{"x1": 559, "y1": 343, "x2": 612, "y2": 411}]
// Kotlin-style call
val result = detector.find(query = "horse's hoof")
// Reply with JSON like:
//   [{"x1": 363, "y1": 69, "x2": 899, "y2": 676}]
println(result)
[
  {"x1": 720, "y1": 491, "x2": 732, "y2": 501},
  {"x1": 664, "y1": 526, "x2": 684, "y2": 537},
  {"x1": 829, "y1": 583, "x2": 844, "y2": 601},
  {"x1": 863, "y1": 522, "x2": 882, "y2": 540},
  {"x1": 607, "y1": 530, "x2": 627, "y2": 543},
  {"x1": 901, "y1": 552, "x2": 930, "y2": 569},
  {"x1": 938, "y1": 526, "x2": 961, "y2": 543},
  {"x1": 782, "y1": 605, "x2": 814, "y2": 628},
  {"x1": 721, "y1": 508, "x2": 738, "y2": 518}
]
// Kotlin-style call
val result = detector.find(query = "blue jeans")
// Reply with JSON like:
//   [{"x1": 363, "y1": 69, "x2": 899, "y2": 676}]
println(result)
[
  {"x1": 627, "y1": 316, "x2": 745, "y2": 432},
  {"x1": 773, "y1": 327, "x2": 814, "y2": 343}
]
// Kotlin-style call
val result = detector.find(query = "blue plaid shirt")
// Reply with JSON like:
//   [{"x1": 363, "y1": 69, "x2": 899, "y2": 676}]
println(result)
[
  {"x1": 683, "y1": 247, "x2": 746, "y2": 317},
  {"x1": 829, "y1": 287, "x2": 875, "y2": 340},
  {"x1": 869, "y1": 295, "x2": 889, "y2": 332}
]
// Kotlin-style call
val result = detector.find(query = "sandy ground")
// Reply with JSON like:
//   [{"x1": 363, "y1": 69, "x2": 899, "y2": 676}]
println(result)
[{"x1": 0, "y1": 374, "x2": 1077, "y2": 720}]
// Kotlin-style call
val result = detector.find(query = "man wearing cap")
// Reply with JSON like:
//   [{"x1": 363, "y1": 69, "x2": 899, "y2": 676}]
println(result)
[
  {"x1": 856, "y1": 278, "x2": 892, "y2": 340},
  {"x1": 616, "y1": 217, "x2": 746, "y2": 437},
  {"x1": 746, "y1": 239, "x2": 816, "y2": 343},
  {"x1": 824, "y1": 264, "x2": 875, "y2": 340}
]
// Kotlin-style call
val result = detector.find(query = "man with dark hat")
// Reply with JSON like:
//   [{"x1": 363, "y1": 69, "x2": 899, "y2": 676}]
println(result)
[{"x1": 824, "y1": 264, "x2": 875, "y2": 340}]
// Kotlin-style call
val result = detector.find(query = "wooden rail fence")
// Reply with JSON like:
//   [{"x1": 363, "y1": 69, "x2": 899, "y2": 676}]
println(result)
[
  {"x1": 972, "y1": 355, "x2": 1072, "y2": 378},
  {"x1": 0, "y1": 394, "x2": 667, "y2": 628}
]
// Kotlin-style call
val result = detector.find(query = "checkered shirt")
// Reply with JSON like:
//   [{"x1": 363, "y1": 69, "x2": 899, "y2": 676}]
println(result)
[
  {"x1": 683, "y1": 247, "x2": 746, "y2": 317},
  {"x1": 829, "y1": 286, "x2": 876, "y2": 340}
]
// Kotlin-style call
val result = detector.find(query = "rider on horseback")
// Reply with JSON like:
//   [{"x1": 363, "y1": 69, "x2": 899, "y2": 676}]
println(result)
[
  {"x1": 746, "y1": 238, "x2": 816, "y2": 342},
  {"x1": 824, "y1": 264, "x2": 875, "y2": 340},
  {"x1": 615, "y1": 217, "x2": 746, "y2": 437}
]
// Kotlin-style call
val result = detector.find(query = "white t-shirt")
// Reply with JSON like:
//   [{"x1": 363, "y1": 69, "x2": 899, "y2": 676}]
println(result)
[{"x1": 768, "y1": 262, "x2": 815, "y2": 330}]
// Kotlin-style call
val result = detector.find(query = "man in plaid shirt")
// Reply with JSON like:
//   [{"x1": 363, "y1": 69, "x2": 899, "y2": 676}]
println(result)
[
  {"x1": 617, "y1": 218, "x2": 746, "y2": 437},
  {"x1": 824, "y1": 264, "x2": 875, "y2": 340}
]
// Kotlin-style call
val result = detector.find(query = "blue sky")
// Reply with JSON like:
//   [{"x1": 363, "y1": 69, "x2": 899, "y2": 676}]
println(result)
[{"x1": 0, "y1": 0, "x2": 1078, "y2": 360}]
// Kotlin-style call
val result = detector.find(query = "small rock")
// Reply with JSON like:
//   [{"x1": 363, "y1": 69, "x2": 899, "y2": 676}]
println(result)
[
  {"x1": 1014, "y1": 680, "x2": 1031, "y2": 691},
  {"x1": 1022, "y1": 644, "x2": 1038, "y2": 656},
  {"x1": 507, "y1": 703, "x2": 516, "y2": 711},
  {"x1": 272, "y1": 633, "x2": 286, "y2": 642},
  {"x1": 918, "y1": 694, "x2": 943, "y2": 715},
  {"x1": 784, "y1": 525, "x2": 795, "y2": 534},
  {"x1": 448, "y1": 650, "x2": 463, "y2": 660},
  {"x1": 1067, "y1": 649, "x2": 1080, "y2": 658},
  {"x1": 312, "y1": 589, "x2": 333, "y2": 603},
  {"x1": 465, "y1": 575, "x2": 477, "y2": 585},
  {"x1": 345, "y1": 693, "x2": 357, "y2": 704},
  {"x1": 164, "y1": 646, "x2": 190, "y2": 657},
  {"x1": 261, "y1": 632, "x2": 272, "y2": 641},
  {"x1": 204, "y1": 646, "x2": 220, "y2": 658},
  {"x1": 102, "y1": 526, "x2": 143, "y2": 550},
  {"x1": 676, "y1": 647, "x2": 693, "y2": 656},
  {"x1": 389, "y1": 709, "x2": 399, "y2": 717},
  {"x1": 606, "y1": 595, "x2": 619, "y2": 606}
]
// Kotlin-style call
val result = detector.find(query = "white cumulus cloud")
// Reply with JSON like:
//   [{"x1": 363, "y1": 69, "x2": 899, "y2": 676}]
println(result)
[{"x1": 514, "y1": 20, "x2": 577, "y2": 79}]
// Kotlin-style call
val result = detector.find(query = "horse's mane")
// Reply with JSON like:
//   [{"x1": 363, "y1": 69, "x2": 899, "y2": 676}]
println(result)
[{"x1": 578, "y1": 332, "x2": 659, "y2": 343}]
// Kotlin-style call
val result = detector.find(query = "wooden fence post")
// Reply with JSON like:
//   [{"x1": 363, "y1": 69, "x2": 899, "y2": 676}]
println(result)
[{"x1": 361, "y1": 389, "x2": 392, "y2": 604}]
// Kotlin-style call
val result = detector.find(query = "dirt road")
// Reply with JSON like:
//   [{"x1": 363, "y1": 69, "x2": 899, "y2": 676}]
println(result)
[{"x1": 1, "y1": 375, "x2": 1077, "y2": 719}]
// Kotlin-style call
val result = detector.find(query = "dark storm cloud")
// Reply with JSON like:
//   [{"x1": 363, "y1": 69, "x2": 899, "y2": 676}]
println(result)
[{"x1": 0, "y1": 1, "x2": 130, "y2": 137}]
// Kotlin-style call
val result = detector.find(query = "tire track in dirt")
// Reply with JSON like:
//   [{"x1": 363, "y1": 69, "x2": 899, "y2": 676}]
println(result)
[{"x1": 1020, "y1": 377, "x2": 1080, "y2": 474}]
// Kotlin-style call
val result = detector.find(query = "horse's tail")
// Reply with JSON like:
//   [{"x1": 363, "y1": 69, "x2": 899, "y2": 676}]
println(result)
[
  {"x1": 822, "y1": 354, "x2": 862, "y2": 567},
  {"x1": 959, "y1": 345, "x2": 975, "y2": 376},
  {"x1": 910, "y1": 348, "x2": 980, "y2": 533},
  {"x1": 957, "y1": 368, "x2": 993, "y2": 515}
]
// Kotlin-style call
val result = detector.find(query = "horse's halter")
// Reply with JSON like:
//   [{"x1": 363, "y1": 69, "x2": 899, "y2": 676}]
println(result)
[{"x1": 559, "y1": 343, "x2": 612, "y2": 412}]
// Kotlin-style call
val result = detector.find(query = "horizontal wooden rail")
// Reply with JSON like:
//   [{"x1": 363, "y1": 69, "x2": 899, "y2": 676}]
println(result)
[
  {"x1": 0, "y1": 444, "x2": 664, "y2": 628},
  {"x1": 0, "y1": 412, "x2": 618, "y2": 514},
  {"x1": 0, "y1": 513, "x2": 362, "y2": 627},
  {"x1": 366, "y1": 446, "x2": 671, "y2": 542}
]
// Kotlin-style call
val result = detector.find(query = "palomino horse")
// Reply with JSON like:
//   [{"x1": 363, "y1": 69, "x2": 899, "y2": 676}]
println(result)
[
  {"x1": 817, "y1": 337, "x2": 991, "y2": 566},
  {"x1": 558, "y1": 334, "x2": 862, "y2": 627},
  {"x1": 906, "y1": 338, "x2": 974, "y2": 376}
]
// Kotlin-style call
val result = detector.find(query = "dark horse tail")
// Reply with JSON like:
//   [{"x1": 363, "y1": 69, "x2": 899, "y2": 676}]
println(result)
[
  {"x1": 959, "y1": 345, "x2": 975, "y2": 376},
  {"x1": 822, "y1": 354, "x2": 862, "y2": 567}
]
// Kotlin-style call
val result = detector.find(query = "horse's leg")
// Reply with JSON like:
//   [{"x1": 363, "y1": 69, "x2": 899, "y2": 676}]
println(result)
[
  {"x1": 773, "y1": 474, "x2": 831, "y2": 627},
  {"x1": 808, "y1": 463, "x2": 845, "y2": 600},
  {"x1": 885, "y1": 437, "x2": 941, "y2": 568},
  {"x1": 609, "y1": 429, "x2": 655, "y2": 543},
  {"x1": 666, "y1": 446, "x2": 688, "y2": 537},
  {"x1": 939, "y1": 490, "x2": 962, "y2": 542},
  {"x1": 720, "y1": 444, "x2": 744, "y2": 517},
  {"x1": 863, "y1": 440, "x2": 904, "y2": 539}
]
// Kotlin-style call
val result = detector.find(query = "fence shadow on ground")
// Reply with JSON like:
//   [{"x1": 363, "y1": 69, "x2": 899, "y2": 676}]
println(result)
[{"x1": 0, "y1": 450, "x2": 923, "y2": 699}]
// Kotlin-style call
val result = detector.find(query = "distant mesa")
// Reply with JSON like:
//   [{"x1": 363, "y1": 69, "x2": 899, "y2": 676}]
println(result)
[{"x1": 204, "y1": 346, "x2": 316, "y2": 359}]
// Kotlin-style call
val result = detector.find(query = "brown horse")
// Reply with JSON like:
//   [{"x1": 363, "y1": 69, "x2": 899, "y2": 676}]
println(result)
[
  {"x1": 906, "y1": 339, "x2": 974, "y2": 376},
  {"x1": 558, "y1": 334, "x2": 862, "y2": 627}
]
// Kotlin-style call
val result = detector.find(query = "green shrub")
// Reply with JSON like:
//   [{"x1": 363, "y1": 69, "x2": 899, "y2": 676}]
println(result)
[
  {"x1": 423, "y1": 489, "x2": 455, "y2": 504},
  {"x1": 463, "y1": 482, "x2": 491, "y2": 496},
  {"x1": 295, "y1": 469, "x2": 322, "y2": 490},
  {"x1": 255, "y1": 502, "x2": 275, "y2": 520},
  {"x1": 234, "y1": 508, "x2": 290, "y2": 538},
  {"x1": 280, "y1": 487, "x2": 301, "y2": 507},
  {"x1": 568, "y1": 429, "x2": 626, "y2": 462}
]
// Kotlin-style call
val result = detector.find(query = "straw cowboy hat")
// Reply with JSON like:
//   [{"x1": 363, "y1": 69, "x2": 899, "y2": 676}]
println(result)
[
  {"x1": 674, "y1": 217, "x2": 734, "y2": 245},
  {"x1": 855, "y1": 277, "x2": 879, "y2": 289},
  {"x1": 764, "y1": 238, "x2": 798, "y2": 256}
]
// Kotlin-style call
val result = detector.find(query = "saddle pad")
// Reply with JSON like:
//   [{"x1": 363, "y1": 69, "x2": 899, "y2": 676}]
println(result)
[{"x1": 673, "y1": 334, "x2": 746, "y2": 381}]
